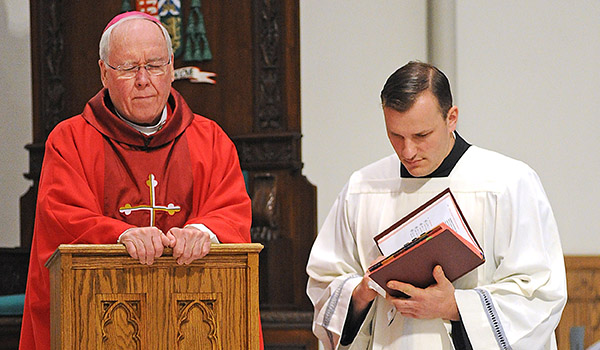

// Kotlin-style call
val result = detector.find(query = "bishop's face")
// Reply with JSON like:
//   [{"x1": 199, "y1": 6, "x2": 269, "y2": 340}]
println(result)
[
  {"x1": 384, "y1": 91, "x2": 458, "y2": 177},
  {"x1": 99, "y1": 19, "x2": 174, "y2": 125}
]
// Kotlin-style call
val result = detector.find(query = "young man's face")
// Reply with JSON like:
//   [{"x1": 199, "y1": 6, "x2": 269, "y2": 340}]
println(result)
[
  {"x1": 99, "y1": 19, "x2": 174, "y2": 125},
  {"x1": 384, "y1": 91, "x2": 458, "y2": 177}
]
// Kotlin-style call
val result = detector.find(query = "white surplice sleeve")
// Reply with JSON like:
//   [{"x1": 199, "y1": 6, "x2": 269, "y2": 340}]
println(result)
[
  {"x1": 456, "y1": 166, "x2": 567, "y2": 349},
  {"x1": 306, "y1": 183, "x2": 370, "y2": 350}
]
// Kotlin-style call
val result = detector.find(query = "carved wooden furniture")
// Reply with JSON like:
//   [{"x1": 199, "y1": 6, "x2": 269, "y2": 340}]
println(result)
[
  {"x1": 46, "y1": 244, "x2": 262, "y2": 349},
  {"x1": 556, "y1": 256, "x2": 600, "y2": 349}
]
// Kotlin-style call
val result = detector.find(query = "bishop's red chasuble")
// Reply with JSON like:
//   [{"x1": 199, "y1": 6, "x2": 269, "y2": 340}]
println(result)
[{"x1": 20, "y1": 88, "x2": 252, "y2": 349}]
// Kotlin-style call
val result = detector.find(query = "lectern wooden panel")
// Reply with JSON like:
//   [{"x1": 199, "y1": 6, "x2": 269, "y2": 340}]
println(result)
[{"x1": 46, "y1": 244, "x2": 262, "y2": 350}]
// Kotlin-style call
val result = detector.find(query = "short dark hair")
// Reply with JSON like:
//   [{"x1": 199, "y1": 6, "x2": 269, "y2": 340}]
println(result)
[{"x1": 380, "y1": 61, "x2": 453, "y2": 118}]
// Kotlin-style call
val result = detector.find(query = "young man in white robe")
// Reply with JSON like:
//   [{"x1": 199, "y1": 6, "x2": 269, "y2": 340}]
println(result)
[{"x1": 305, "y1": 61, "x2": 567, "y2": 350}]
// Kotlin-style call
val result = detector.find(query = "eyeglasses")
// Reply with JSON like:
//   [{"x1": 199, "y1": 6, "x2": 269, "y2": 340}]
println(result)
[{"x1": 105, "y1": 57, "x2": 172, "y2": 79}]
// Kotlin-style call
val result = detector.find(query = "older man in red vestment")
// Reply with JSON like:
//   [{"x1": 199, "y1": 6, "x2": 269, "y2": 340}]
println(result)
[{"x1": 20, "y1": 12, "x2": 255, "y2": 349}]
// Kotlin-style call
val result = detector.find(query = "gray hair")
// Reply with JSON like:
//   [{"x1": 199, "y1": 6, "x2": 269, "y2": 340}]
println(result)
[{"x1": 99, "y1": 15, "x2": 173, "y2": 62}]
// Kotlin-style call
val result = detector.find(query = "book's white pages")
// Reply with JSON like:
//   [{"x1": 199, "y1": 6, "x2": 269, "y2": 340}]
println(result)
[{"x1": 376, "y1": 189, "x2": 478, "y2": 257}]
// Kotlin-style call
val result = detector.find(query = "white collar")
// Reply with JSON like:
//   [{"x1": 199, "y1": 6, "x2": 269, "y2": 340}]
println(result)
[{"x1": 115, "y1": 107, "x2": 167, "y2": 136}]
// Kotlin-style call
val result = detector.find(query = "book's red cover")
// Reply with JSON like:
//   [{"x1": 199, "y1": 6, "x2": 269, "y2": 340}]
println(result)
[{"x1": 368, "y1": 223, "x2": 484, "y2": 297}]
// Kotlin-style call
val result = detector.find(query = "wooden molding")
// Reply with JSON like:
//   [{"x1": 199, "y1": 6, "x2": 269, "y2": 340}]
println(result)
[{"x1": 233, "y1": 132, "x2": 302, "y2": 171}]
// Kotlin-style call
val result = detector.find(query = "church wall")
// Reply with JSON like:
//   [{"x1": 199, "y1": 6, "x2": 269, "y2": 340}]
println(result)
[
  {"x1": 300, "y1": 0, "x2": 600, "y2": 256},
  {"x1": 454, "y1": 1, "x2": 600, "y2": 255},
  {"x1": 300, "y1": 0, "x2": 427, "y2": 236}
]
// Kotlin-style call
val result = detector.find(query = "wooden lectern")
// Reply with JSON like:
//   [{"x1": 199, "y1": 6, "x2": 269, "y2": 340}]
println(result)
[{"x1": 46, "y1": 243, "x2": 263, "y2": 349}]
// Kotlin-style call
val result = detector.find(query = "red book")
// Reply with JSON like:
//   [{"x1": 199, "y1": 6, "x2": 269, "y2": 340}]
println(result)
[{"x1": 367, "y1": 189, "x2": 484, "y2": 297}]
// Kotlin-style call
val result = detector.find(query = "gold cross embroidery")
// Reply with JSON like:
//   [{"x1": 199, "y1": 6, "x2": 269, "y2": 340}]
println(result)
[{"x1": 119, "y1": 174, "x2": 181, "y2": 226}]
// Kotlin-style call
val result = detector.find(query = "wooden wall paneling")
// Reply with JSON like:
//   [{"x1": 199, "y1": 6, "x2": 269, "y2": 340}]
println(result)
[
  {"x1": 556, "y1": 256, "x2": 600, "y2": 350},
  {"x1": 172, "y1": 1, "x2": 254, "y2": 136},
  {"x1": 282, "y1": 0, "x2": 301, "y2": 133},
  {"x1": 240, "y1": 0, "x2": 317, "y2": 322},
  {"x1": 263, "y1": 322, "x2": 319, "y2": 350},
  {"x1": 246, "y1": 169, "x2": 316, "y2": 310}
]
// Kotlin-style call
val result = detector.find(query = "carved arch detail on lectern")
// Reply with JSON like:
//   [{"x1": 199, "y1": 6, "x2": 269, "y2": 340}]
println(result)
[
  {"x1": 97, "y1": 294, "x2": 146, "y2": 350},
  {"x1": 175, "y1": 293, "x2": 221, "y2": 350}
]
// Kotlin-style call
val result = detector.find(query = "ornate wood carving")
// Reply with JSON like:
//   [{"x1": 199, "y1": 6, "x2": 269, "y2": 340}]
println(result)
[
  {"x1": 250, "y1": 173, "x2": 280, "y2": 242},
  {"x1": 176, "y1": 294, "x2": 221, "y2": 350},
  {"x1": 98, "y1": 295, "x2": 145, "y2": 349},
  {"x1": 233, "y1": 132, "x2": 302, "y2": 171},
  {"x1": 41, "y1": 0, "x2": 66, "y2": 136},
  {"x1": 253, "y1": 0, "x2": 285, "y2": 131}
]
